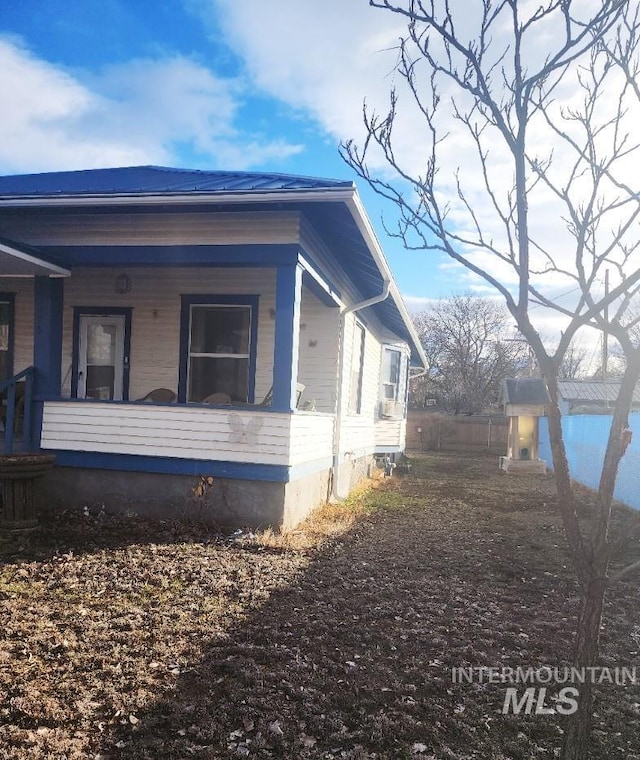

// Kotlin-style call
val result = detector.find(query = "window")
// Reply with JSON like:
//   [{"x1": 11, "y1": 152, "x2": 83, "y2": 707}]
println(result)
[
  {"x1": 180, "y1": 296, "x2": 258, "y2": 404},
  {"x1": 381, "y1": 347, "x2": 402, "y2": 401},
  {"x1": 379, "y1": 346, "x2": 409, "y2": 419},
  {"x1": 349, "y1": 322, "x2": 365, "y2": 413},
  {"x1": 0, "y1": 295, "x2": 14, "y2": 383}
]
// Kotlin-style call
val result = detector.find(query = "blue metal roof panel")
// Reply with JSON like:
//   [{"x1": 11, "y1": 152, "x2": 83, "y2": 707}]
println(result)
[{"x1": 0, "y1": 166, "x2": 354, "y2": 197}]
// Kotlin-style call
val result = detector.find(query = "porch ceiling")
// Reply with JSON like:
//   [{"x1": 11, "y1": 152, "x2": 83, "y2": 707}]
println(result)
[{"x1": 0, "y1": 238, "x2": 70, "y2": 277}]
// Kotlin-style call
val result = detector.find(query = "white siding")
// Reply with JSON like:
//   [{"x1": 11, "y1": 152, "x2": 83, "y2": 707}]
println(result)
[
  {"x1": 289, "y1": 412, "x2": 335, "y2": 467},
  {"x1": 0, "y1": 211, "x2": 302, "y2": 247},
  {"x1": 337, "y1": 312, "x2": 409, "y2": 456},
  {"x1": 60, "y1": 267, "x2": 276, "y2": 402},
  {"x1": 297, "y1": 286, "x2": 339, "y2": 413},
  {"x1": 374, "y1": 418, "x2": 407, "y2": 449},
  {"x1": 42, "y1": 403, "x2": 290, "y2": 464},
  {"x1": 41, "y1": 402, "x2": 336, "y2": 468}
]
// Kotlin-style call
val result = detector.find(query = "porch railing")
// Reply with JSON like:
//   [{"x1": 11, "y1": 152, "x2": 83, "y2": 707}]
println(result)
[{"x1": 0, "y1": 367, "x2": 34, "y2": 454}]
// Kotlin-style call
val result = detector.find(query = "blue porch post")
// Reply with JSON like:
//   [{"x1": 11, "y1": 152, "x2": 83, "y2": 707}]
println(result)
[
  {"x1": 32, "y1": 277, "x2": 64, "y2": 448},
  {"x1": 271, "y1": 263, "x2": 303, "y2": 411}
]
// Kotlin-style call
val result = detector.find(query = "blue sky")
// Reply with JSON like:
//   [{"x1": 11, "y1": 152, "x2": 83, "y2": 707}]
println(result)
[{"x1": 0, "y1": 0, "x2": 454, "y2": 309}]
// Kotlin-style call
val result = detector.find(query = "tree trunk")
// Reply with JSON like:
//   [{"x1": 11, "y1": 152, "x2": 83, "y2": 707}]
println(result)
[{"x1": 561, "y1": 577, "x2": 607, "y2": 760}]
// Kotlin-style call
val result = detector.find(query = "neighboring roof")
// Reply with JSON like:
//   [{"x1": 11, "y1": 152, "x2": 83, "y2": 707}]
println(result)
[
  {"x1": 0, "y1": 166, "x2": 354, "y2": 197},
  {"x1": 558, "y1": 379, "x2": 640, "y2": 405},
  {"x1": 502, "y1": 378, "x2": 551, "y2": 405},
  {"x1": 0, "y1": 166, "x2": 426, "y2": 367}
]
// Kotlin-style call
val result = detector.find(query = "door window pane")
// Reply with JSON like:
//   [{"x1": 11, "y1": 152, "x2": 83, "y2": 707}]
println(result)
[{"x1": 87, "y1": 324, "x2": 117, "y2": 365}]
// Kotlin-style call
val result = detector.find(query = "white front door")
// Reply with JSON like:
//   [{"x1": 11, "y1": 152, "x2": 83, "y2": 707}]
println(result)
[{"x1": 77, "y1": 315, "x2": 126, "y2": 400}]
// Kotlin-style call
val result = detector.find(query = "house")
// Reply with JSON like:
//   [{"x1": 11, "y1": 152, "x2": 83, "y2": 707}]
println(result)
[
  {"x1": 557, "y1": 379, "x2": 640, "y2": 415},
  {"x1": 0, "y1": 166, "x2": 426, "y2": 528}
]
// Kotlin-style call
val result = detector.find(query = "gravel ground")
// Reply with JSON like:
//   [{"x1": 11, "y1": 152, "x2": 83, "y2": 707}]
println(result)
[{"x1": 1, "y1": 451, "x2": 639, "y2": 759}]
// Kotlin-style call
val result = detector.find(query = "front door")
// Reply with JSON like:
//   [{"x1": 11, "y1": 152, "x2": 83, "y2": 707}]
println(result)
[{"x1": 76, "y1": 315, "x2": 126, "y2": 400}]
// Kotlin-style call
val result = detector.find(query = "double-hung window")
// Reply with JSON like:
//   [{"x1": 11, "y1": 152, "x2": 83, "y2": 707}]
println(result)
[
  {"x1": 180, "y1": 296, "x2": 258, "y2": 403},
  {"x1": 381, "y1": 347, "x2": 402, "y2": 401},
  {"x1": 379, "y1": 346, "x2": 408, "y2": 418}
]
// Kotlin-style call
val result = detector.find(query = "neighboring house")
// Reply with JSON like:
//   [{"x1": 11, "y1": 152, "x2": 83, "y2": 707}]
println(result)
[
  {"x1": 557, "y1": 379, "x2": 640, "y2": 415},
  {"x1": 0, "y1": 166, "x2": 426, "y2": 528}
]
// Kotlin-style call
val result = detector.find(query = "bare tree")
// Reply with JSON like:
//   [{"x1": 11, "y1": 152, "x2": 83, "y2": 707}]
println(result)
[
  {"x1": 410, "y1": 294, "x2": 528, "y2": 412},
  {"x1": 343, "y1": 2, "x2": 640, "y2": 757}
]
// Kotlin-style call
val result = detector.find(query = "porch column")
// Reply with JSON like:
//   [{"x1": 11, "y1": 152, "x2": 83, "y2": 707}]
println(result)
[
  {"x1": 272, "y1": 263, "x2": 303, "y2": 411},
  {"x1": 32, "y1": 277, "x2": 64, "y2": 447}
]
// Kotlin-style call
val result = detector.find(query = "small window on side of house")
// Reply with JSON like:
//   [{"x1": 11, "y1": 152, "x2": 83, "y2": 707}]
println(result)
[{"x1": 349, "y1": 322, "x2": 365, "y2": 413}]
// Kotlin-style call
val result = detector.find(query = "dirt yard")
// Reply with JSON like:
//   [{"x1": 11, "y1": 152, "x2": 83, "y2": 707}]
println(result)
[{"x1": 1, "y1": 452, "x2": 639, "y2": 759}]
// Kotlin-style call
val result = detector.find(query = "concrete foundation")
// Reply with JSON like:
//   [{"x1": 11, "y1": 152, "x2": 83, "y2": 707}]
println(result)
[
  {"x1": 35, "y1": 455, "x2": 374, "y2": 529},
  {"x1": 499, "y1": 456, "x2": 547, "y2": 474}
]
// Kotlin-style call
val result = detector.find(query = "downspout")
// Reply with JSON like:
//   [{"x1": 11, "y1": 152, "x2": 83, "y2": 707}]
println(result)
[{"x1": 331, "y1": 278, "x2": 391, "y2": 500}]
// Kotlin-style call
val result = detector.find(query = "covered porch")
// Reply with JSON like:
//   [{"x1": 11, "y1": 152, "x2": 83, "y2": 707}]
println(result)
[{"x1": 1, "y1": 243, "x2": 342, "y2": 486}]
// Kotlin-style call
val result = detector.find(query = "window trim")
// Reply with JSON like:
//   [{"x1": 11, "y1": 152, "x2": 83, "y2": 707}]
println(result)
[
  {"x1": 178, "y1": 295, "x2": 259, "y2": 404},
  {"x1": 380, "y1": 346, "x2": 403, "y2": 402},
  {"x1": 0, "y1": 293, "x2": 15, "y2": 382},
  {"x1": 71, "y1": 307, "x2": 133, "y2": 400}
]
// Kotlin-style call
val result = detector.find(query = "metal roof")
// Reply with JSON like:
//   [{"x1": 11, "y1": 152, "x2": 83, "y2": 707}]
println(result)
[
  {"x1": 502, "y1": 378, "x2": 551, "y2": 405},
  {"x1": 558, "y1": 379, "x2": 640, "y2": 404},
  {"x1": 0, "y1": 165, "x2": 354, "y2": 197},
  {"x1": 0, "y1": 166, "x2": 426, "y2": 366}
]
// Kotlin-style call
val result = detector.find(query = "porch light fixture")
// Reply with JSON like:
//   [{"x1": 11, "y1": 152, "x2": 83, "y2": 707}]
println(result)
[{"x1": 115, "y1": 274, "x2": 132, "y2": 295}]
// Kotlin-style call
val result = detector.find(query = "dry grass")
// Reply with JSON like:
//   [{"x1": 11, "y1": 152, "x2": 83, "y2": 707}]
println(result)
[{"x1": 254, "y1": 475, "x2": 389, "y2": 552}]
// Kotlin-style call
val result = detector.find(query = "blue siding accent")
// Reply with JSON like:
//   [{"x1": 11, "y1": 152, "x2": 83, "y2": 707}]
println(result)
[
  {"x1": 272, "y1": 263, "x2": 303, "y2": 411},
  {"x1": 33, "y1": 278, "x2": 64, "y2": 448},
  {"x1": 41, "y1": 244, "x2": 299, "y2": 268},
  {"x1": 49, "y1": 449, "x2": 291, "y2": 482},
  {"x1": 178, "y1": 294, "x2": 259, "y2": 404},
  {"x1": 539, "y1": 414, "x2": 640, "y2": 510},
  {"x1": 71, "y1": 307, "x2": 132, "y2": 400}
]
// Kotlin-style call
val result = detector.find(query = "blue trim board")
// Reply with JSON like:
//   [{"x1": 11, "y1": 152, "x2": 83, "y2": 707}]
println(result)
[
  {"x1": 272, "y1": 263, "x2": 303, "y2": 411},
  {"x1": 71, "y1": 307, "x2": 133, "y2": 400},
  {"x1": 0, "y1": 292, "x2": 15, "y2": 380},
  {"x1": 33, "y1": 278, "x2": 64, "y2": 447},
  {"x1": 40, "y1": 244, "x2": 299, "y2": 268},
  {"x1": 178, "y1": 294, "x2": 259, "y2": 404},
  {"x1": 45, "y1": 450, "x2": 334, "y2": 483}
]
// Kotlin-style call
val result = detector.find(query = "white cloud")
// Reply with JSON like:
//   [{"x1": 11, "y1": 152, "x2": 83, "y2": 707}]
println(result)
[
  {"x1": 208, "y1": 0, "x2": 640, "y2": 334},
  {"x1": 0, "y1": 37, "x2": 302, "y2": 173}
]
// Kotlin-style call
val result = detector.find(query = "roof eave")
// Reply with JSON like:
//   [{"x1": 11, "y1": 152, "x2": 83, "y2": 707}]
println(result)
[
  {"x1": 344, "y1": 191, "x2": 428, "y2": 369},
  {"x1": 0, "y1": 186, "x2": 356, "y2": 208},
  {"x1": 0, "y1": 182, "x2": 427, "y2": 367}
]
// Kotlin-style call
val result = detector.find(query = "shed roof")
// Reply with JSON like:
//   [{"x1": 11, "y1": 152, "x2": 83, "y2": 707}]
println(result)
[
  {"x1": 502, "y1": 378, "x2": 551, "y2": 405},
  {"x1": 557, "y1": 379, "x2": 640, "y2": 404}
]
